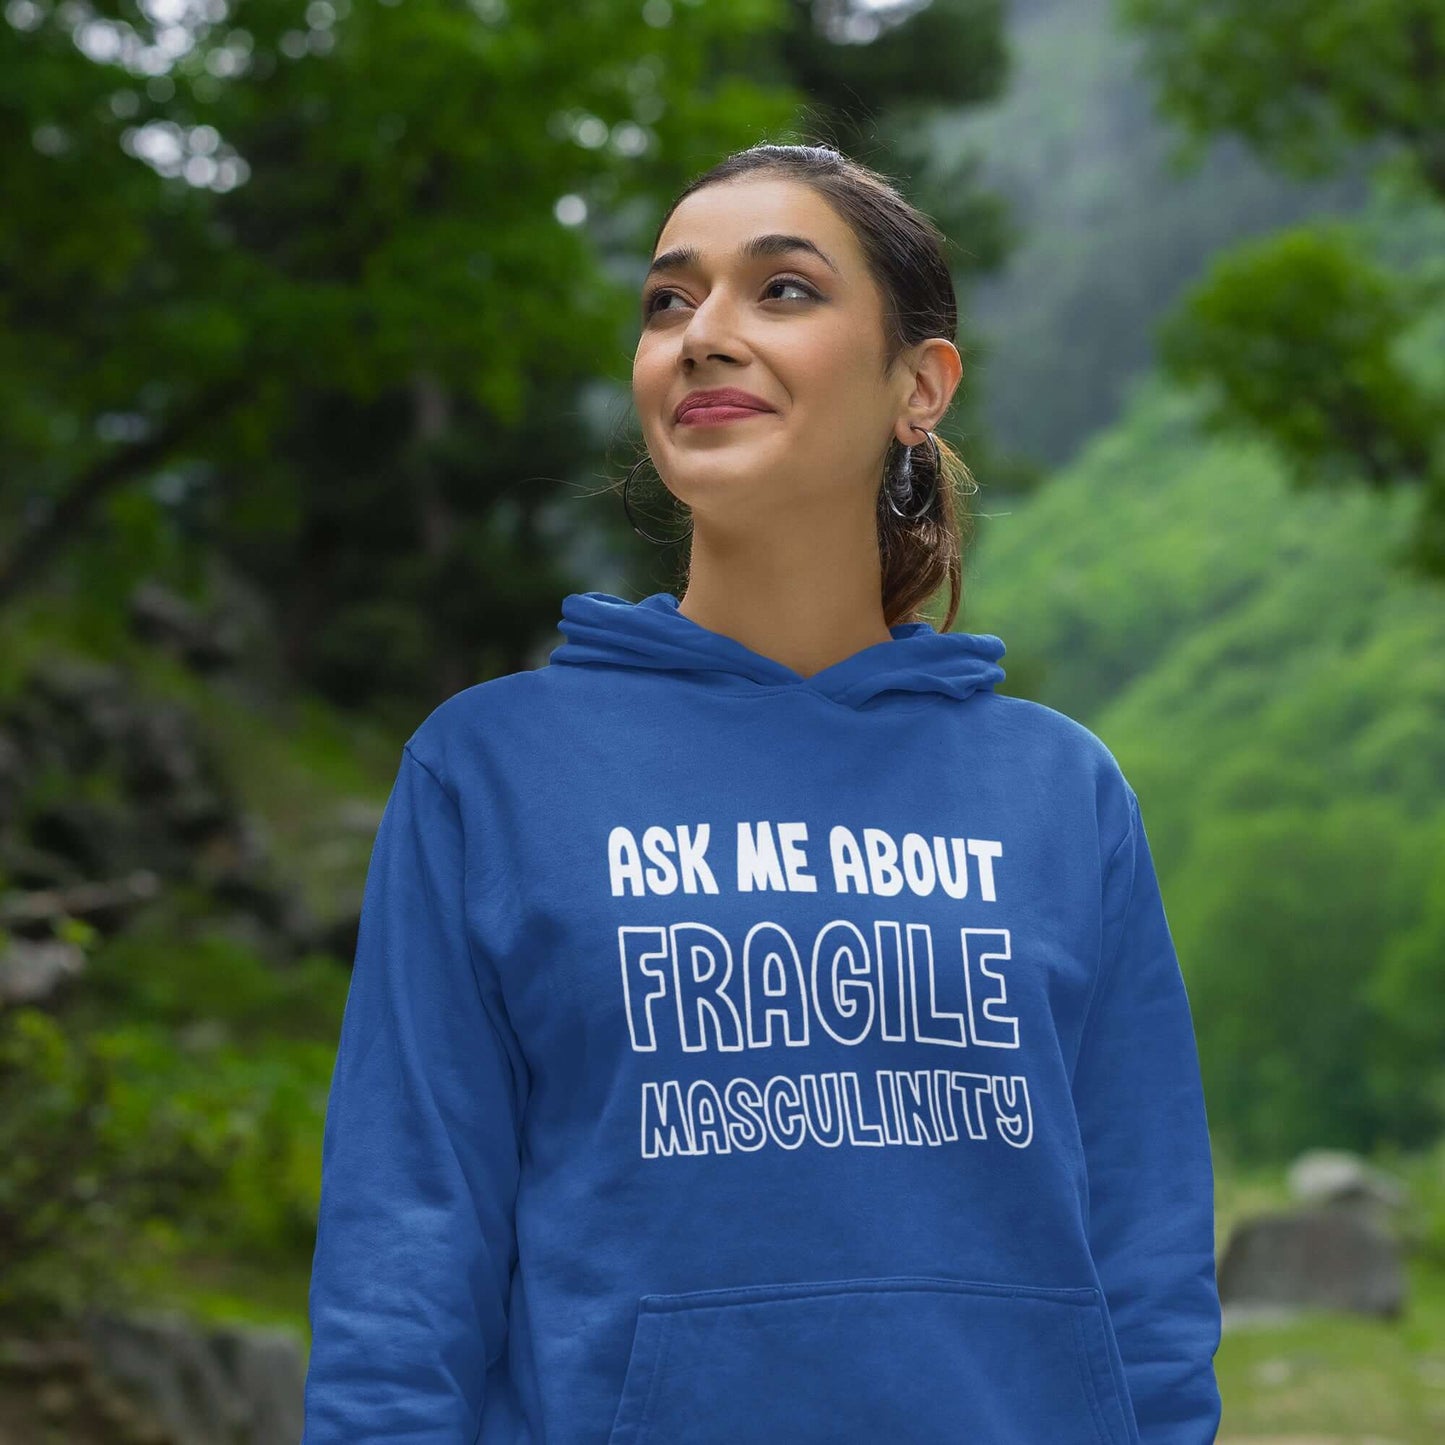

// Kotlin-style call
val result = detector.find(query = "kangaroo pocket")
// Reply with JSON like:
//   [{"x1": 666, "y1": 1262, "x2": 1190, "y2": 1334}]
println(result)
[{"x1": 605, "y1": 1274, "x2": 1135, "y2": 1445}]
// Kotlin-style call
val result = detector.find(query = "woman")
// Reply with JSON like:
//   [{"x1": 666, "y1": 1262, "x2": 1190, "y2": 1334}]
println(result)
[{"x1": 302, "y1": 143, "x2": 1223, "y2": 1444}]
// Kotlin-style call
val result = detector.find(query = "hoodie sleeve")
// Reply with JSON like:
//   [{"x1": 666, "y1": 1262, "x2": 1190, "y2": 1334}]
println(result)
[
  {"x1": 302, "y1": 743, "x2": 526, "y2": 1443},
  {"x1": 1071, "y1": 784, "x2": 1223, "y2": 1444}
]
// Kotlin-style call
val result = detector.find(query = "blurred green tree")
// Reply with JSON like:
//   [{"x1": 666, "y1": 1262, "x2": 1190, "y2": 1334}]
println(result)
[
  {"x1": 1117, "y1": 0, "x2": 1445, "y2": 580},
  {"x1": 0, "y1": 0, "x2": 1015, "y2": 714}
]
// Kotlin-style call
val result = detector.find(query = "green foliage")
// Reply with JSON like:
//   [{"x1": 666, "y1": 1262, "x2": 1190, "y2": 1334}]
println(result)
[
  {"x1": 1175, "y1": 803, "x2": 1443, "y2": 1158},
  {"x1": 2, "y1": 0, "x2": 797, "y2": 423},
  {"x1": 1367, "y1": 843, "x2": 1445, "y2": 1149},
  {"x1": 1156, "y1": 222, "x2": 1443, "y2": 492},
  {"x1": 922, "y1": 0, "x2": 1374, "y2": 470},
  {"x1": 1114, "y1": 0, "x2": 1445, "y2": 579},
  {"x1": 0, "y1": 0, "x2": 810, "y2": 695},
  {"x1": 1116, "y1": 0, "x2": 1445, "y2": 197},
  {"x1": 79, "y1": 923, "x2": 351, "y2": 1045},
  {"x1": 0, "y1": 995, "x2": 336, "y2": 1325},
  {"x1": 0, "y1": 0, "x2": 1022, "y2": 714},
  {"x1": 966, "y1": 371, "x2": 1445, "y2": 1164}
]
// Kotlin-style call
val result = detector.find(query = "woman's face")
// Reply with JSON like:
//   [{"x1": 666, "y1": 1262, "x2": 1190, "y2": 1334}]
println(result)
[{"x1": 632, "y1": 175, "x2": 909, "y2": 526}]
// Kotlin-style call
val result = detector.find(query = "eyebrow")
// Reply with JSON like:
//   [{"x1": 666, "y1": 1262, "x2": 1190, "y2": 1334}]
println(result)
[{"x1": 645, "y1": 233, "x2": 842, "y2": 281}]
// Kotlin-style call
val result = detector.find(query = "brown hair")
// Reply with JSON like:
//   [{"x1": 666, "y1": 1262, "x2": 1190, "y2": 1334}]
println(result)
[{"x1": 632, "y1": 141, "x2": 977, "y2": 632}]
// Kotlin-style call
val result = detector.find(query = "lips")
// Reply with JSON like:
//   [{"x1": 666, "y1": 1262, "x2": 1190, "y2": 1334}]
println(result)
[{"x1": 674, "y1": 388, "x2": 776, "y2": 422}]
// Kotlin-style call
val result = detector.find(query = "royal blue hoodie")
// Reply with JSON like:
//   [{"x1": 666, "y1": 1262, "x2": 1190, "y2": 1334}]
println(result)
[{"x1": 302, "y1": 589, "x2": 1223, "y2": 1445}]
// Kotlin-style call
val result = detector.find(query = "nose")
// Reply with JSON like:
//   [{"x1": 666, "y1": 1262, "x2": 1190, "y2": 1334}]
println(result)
[{"x1": 678, "y1": 289, "x2": 747, "y2": 369}]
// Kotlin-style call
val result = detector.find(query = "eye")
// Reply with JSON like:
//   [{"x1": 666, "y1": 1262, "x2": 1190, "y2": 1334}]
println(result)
[
  {"x1": 638, "y1": 273, "x2": 820, "y2": 322},
  {"x1": 643, "y1": 287, "x2": 684, "y2": 317},
  {"x1": 763, "y1": 275, "x2": 818, "y2": 303}
]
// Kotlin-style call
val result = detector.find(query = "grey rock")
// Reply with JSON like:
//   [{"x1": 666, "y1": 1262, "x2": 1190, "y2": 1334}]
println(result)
[
  {"x1": 1218, "y1": 1204, "x2": 1407, "y2": 1320},
  {"x1": 0, "y1": 937, "x2": 86, "y2": 1005},
  {"x1": 82, "y1": 1306, "x2": 306, "y2": 1445}
]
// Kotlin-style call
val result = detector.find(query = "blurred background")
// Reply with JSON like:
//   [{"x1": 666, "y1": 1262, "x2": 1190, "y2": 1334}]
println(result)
[{"x1": 2, "y1": 0, "x2": 1443, "y2": 1440}]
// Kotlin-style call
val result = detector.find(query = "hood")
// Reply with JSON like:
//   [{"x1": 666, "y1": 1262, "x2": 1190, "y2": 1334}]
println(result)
[{"x1": 548, "y1": 591, "x2": 1005, "y2": 710}]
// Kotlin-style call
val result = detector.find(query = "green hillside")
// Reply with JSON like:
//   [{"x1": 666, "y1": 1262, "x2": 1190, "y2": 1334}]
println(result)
[{"x1": 963, "y1": 361, "x2": 1445, "y2": 1165}]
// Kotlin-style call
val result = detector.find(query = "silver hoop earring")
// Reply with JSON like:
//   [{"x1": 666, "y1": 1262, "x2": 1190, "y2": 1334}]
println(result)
[
  {"x1": 622, "y1": 453, "x2": 693, "y2": 545},
  {"x1": 884, "y1": 426, "x2": 941, "y2": 523}
]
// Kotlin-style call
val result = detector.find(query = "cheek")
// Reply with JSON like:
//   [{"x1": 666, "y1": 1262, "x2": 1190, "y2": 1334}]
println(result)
[
  {"x1": 782, "y1": 323, "x2": 876, "y2": 405},
  {"x1": 632, "y1": 341, "x2": 667, "y2": 403}
]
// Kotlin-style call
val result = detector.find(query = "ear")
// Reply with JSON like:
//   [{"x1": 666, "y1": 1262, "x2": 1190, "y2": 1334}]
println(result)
[{"x1": 893, "y1": 339, "x2": 963, "y2": 447}]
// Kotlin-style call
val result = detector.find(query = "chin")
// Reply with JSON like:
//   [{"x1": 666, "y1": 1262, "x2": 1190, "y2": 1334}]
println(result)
[{"x1": 665, "y1": 454, "x2": 774, "y2": 504}]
